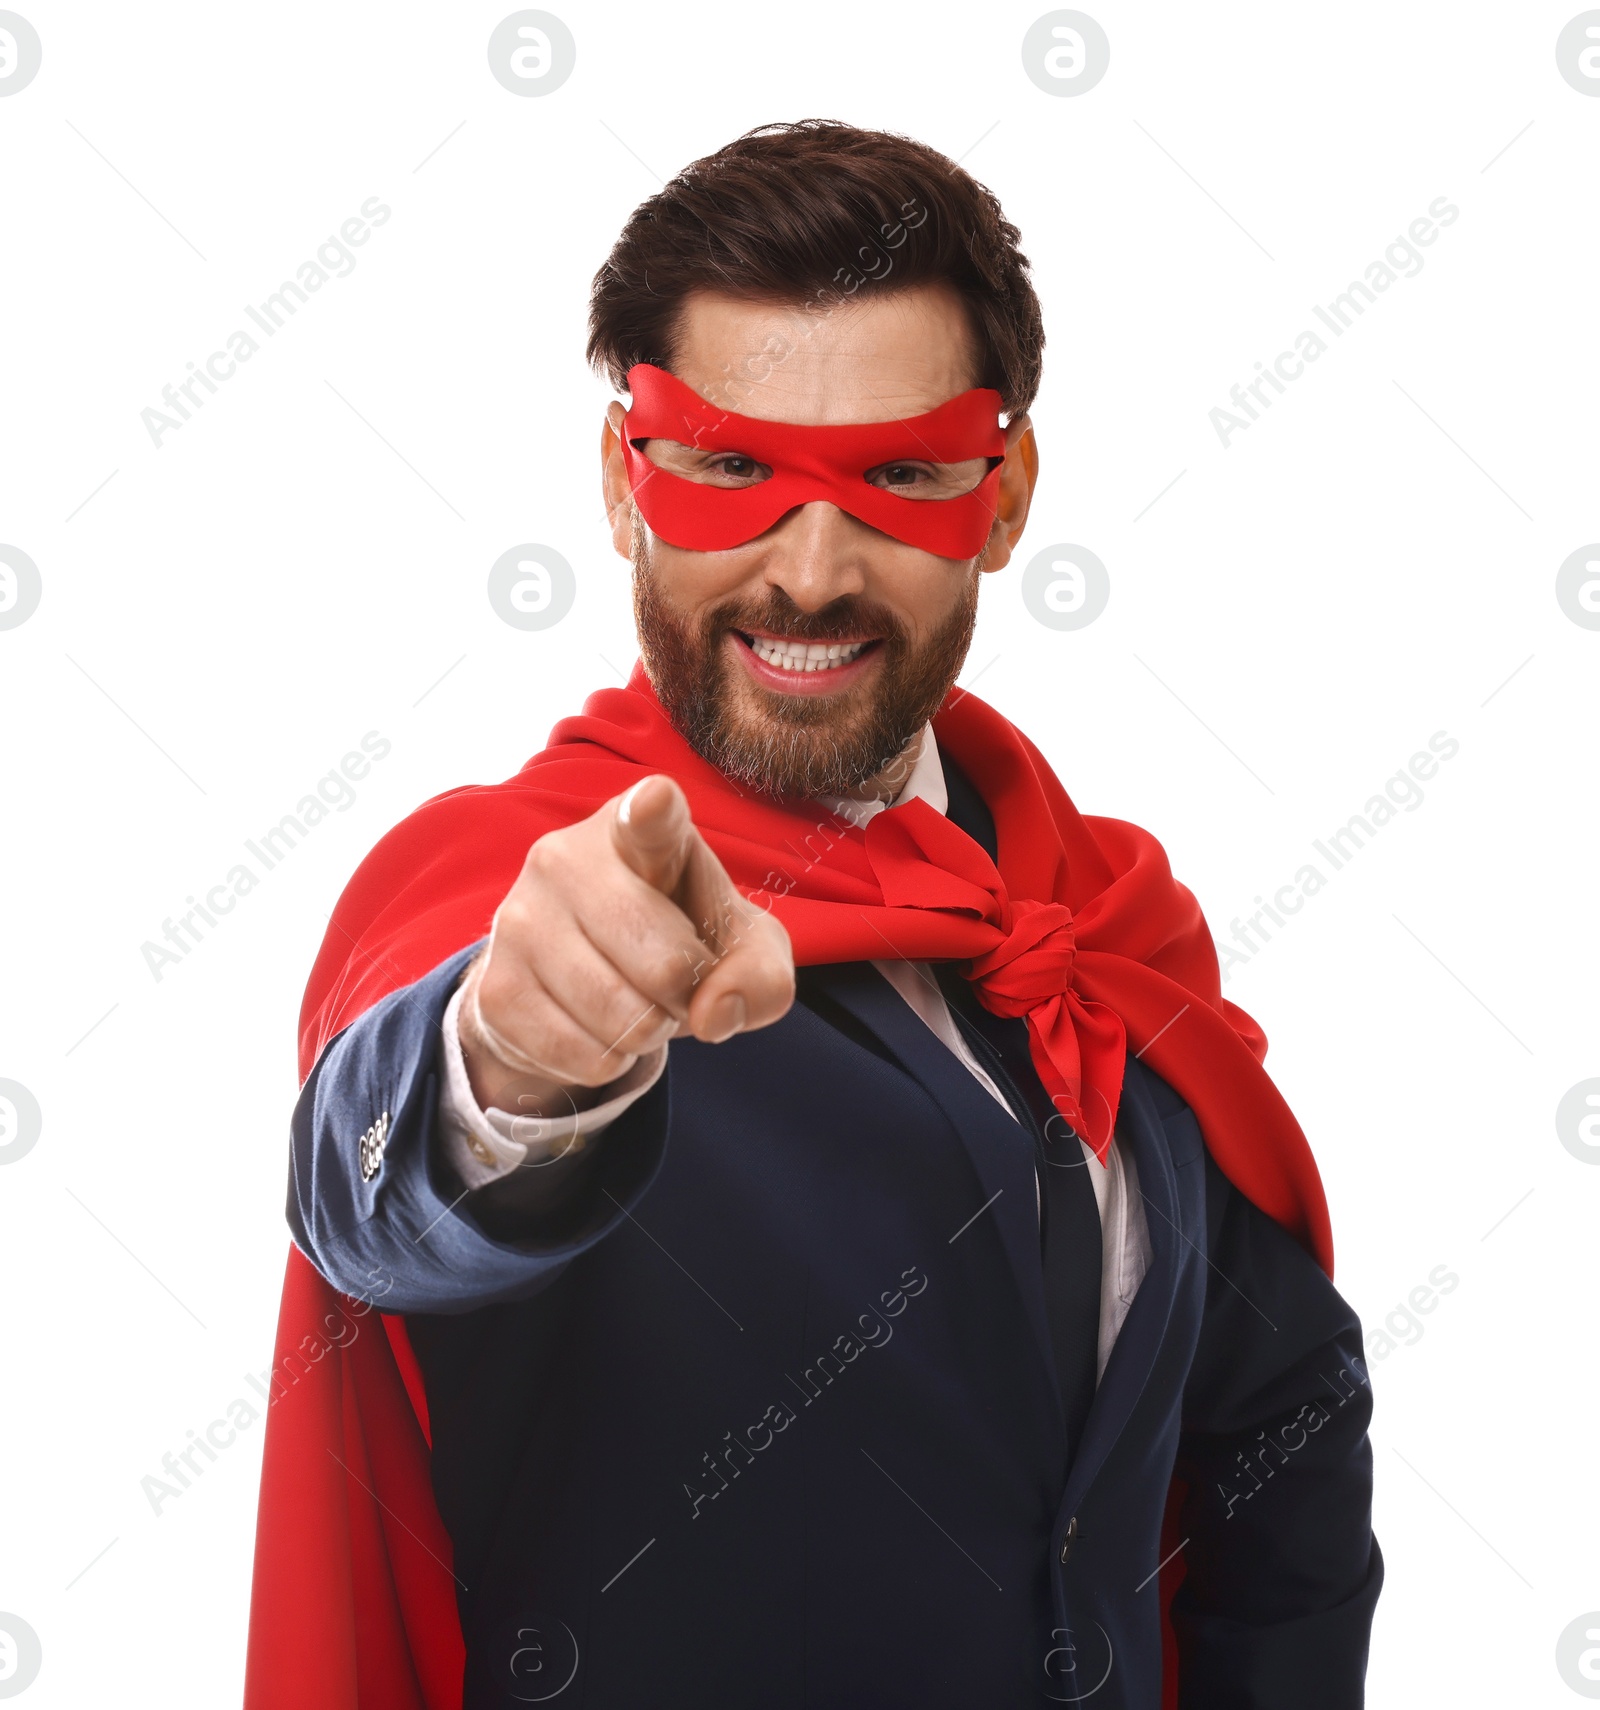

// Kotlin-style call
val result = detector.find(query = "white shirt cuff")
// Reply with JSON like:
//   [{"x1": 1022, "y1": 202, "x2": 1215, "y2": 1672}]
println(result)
[{"x1": 437, "y1": 981, "x2": 668, "y2": 1190}]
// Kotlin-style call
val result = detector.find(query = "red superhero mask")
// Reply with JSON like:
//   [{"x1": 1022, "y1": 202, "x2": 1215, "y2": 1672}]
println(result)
[{"x1": 619, "y1": 362, "x2": 1007, "y2": 558}]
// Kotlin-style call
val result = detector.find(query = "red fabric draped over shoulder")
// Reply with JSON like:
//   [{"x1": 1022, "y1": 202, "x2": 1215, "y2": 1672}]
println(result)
[{"x1": 244, "y1": 667, "x2": 1332, "y2": 1709}]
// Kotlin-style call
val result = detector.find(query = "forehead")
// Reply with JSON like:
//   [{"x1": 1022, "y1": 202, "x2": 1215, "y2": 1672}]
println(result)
[{"x1": 667, "y1": 284, "x2": 980, "y2": 426}]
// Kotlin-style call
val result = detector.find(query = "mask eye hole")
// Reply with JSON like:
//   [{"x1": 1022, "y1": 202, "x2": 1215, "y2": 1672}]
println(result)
[
  {"x1": 863, "y1": 456, "x2": 994, "y2": 499},
  {"x1": 635, "y1": 439, "x2": 772, "y2": 488}
]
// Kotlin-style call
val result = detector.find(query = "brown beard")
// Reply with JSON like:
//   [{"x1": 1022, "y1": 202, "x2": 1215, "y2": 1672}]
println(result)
[{"x1": 631, "y1": 515, "x2": 982, "y2": 800}]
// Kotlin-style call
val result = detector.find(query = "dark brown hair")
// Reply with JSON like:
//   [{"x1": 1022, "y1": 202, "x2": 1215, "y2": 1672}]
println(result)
[{"x1": 586, "y1": 119, "x2": 1044, "y2": 416}]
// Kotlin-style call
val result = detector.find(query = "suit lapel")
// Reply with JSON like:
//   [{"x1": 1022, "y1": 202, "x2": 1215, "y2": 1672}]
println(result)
[
  {"x1": 792, "y1": 759, "x2": 1195, "y2": 1495},
  {"x1": 1058, "y1": 1055, "x2": 1187, "y2": 1512},
  {"x1": 802, "y1": 959, "x2": 1065, "y2": 1440}
]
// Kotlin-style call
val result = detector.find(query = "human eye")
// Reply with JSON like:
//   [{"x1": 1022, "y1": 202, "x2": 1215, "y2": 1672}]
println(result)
[
  {"x1": 640, "y1": 440, "x2": 771, "y2": 488},
  {"x1": 866, "y1": 461, "x2": 938, "y2": 493},
  {"x1": 701, "y1": 452, "x2": 770, "y2": 487},
  {"x1": 865, "y1": 457, "x2": 990, "y2": 499}
]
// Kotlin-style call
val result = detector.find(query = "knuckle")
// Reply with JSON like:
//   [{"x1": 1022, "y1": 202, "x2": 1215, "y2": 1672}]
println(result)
[
  {"x1": 639, "y1": 944, "x2": 696, "y2": 998},
  {"x1": 586, "y1": 972, "x2": 638, "y2": 1034},
  {"x1": 524, "y1": 828, "x2": 578, "y2": 884},
  {"x1": 474, "y1": 959, "x2": 523, "y2": 1027},
  {"x1": 522, "y1": 1010, "x2": 587, "y2": 1081},
  {"x1": 492, "y1": 895, "x2": 534, "y2": 947},
  {"x1": 521, "y1": 835, "x2": 552, "y2": 878},
  {"x1": 523, "y1": 837, "x2": 560, "y2": 882}
]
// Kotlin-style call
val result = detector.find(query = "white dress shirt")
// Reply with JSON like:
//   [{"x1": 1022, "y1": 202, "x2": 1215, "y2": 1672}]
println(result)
[{"x1": 437, "y1": 726, "x2": 1151, "y2": 1378}]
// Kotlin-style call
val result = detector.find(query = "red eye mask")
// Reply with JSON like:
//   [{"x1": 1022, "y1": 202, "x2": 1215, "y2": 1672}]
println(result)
[{"x1": 620, "y1": 363, "x2": 1007, "y2": 558}]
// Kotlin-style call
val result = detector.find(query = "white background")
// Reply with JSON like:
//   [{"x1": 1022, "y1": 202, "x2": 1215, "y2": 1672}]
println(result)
[{"x1": 1, "y1": 2, "x2": 1597, "y2": 1703}]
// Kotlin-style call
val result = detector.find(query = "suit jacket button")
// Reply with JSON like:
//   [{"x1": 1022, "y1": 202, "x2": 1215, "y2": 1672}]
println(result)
[{"x1": 1058, "y1": 1516, "x2": 1078, "y2": 1565}]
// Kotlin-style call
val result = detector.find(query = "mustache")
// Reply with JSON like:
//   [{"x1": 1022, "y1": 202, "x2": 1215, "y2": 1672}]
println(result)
[{"x1": 706, "y1": 593, "x2": 905, "y2": 648}]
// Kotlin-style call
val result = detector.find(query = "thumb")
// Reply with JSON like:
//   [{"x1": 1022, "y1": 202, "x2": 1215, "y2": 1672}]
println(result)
[{"x1": 612, "y1": 774, "x2": 695, "y2": 896}]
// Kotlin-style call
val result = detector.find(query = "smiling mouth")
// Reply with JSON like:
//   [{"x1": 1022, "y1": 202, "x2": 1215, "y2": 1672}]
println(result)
[{"x1": 733, "y1": 630, "x2": 882, "y2": 674}]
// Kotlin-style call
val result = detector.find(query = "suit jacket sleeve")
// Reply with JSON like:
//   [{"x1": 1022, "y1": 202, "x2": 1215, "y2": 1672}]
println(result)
[
  {"x1": 286, "y1": 942, "x2": 672, "y2": 1314},
  {"x1": 1172, "y1": 1152, "x2": 1383, "y2": 1709}
]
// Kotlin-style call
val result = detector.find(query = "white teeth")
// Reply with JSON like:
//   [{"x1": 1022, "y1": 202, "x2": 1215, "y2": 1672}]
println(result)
[{"x1": 747, "y1": 634, "x2": 867, "y2": 672}]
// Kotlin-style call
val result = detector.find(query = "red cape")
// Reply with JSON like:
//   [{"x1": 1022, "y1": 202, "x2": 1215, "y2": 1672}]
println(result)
[{"x1": 244, "y1": 669, "x2": 1332, "y2": 1708}]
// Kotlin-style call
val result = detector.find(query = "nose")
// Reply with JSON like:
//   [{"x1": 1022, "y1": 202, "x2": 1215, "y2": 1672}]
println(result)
[{"x1": 757, "y1": 500, "x2": 873, "y2": 613}]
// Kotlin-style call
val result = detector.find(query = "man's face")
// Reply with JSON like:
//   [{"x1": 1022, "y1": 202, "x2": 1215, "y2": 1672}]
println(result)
[{"x1": 601, "y1": 284, "x2": 1037, "y2": 800}]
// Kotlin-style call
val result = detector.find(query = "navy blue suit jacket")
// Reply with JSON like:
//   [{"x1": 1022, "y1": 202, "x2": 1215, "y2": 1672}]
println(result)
[{"x1": 289, "y1": 834, "x2": 1380, "y2": 1709}]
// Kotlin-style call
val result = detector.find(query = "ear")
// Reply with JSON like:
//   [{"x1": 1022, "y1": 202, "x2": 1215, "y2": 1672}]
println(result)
[
  {"x1": 978, "y1": 413, "x2": 1039, "y2": 575},
  {"x1": 601, "y1": 400, "x2": 634, "y2": 561}
]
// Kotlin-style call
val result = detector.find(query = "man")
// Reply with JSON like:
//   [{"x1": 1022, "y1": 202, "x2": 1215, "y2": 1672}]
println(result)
[{"x1": 247, "y1": 121, "x2": 1381, "y2": 1709}]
